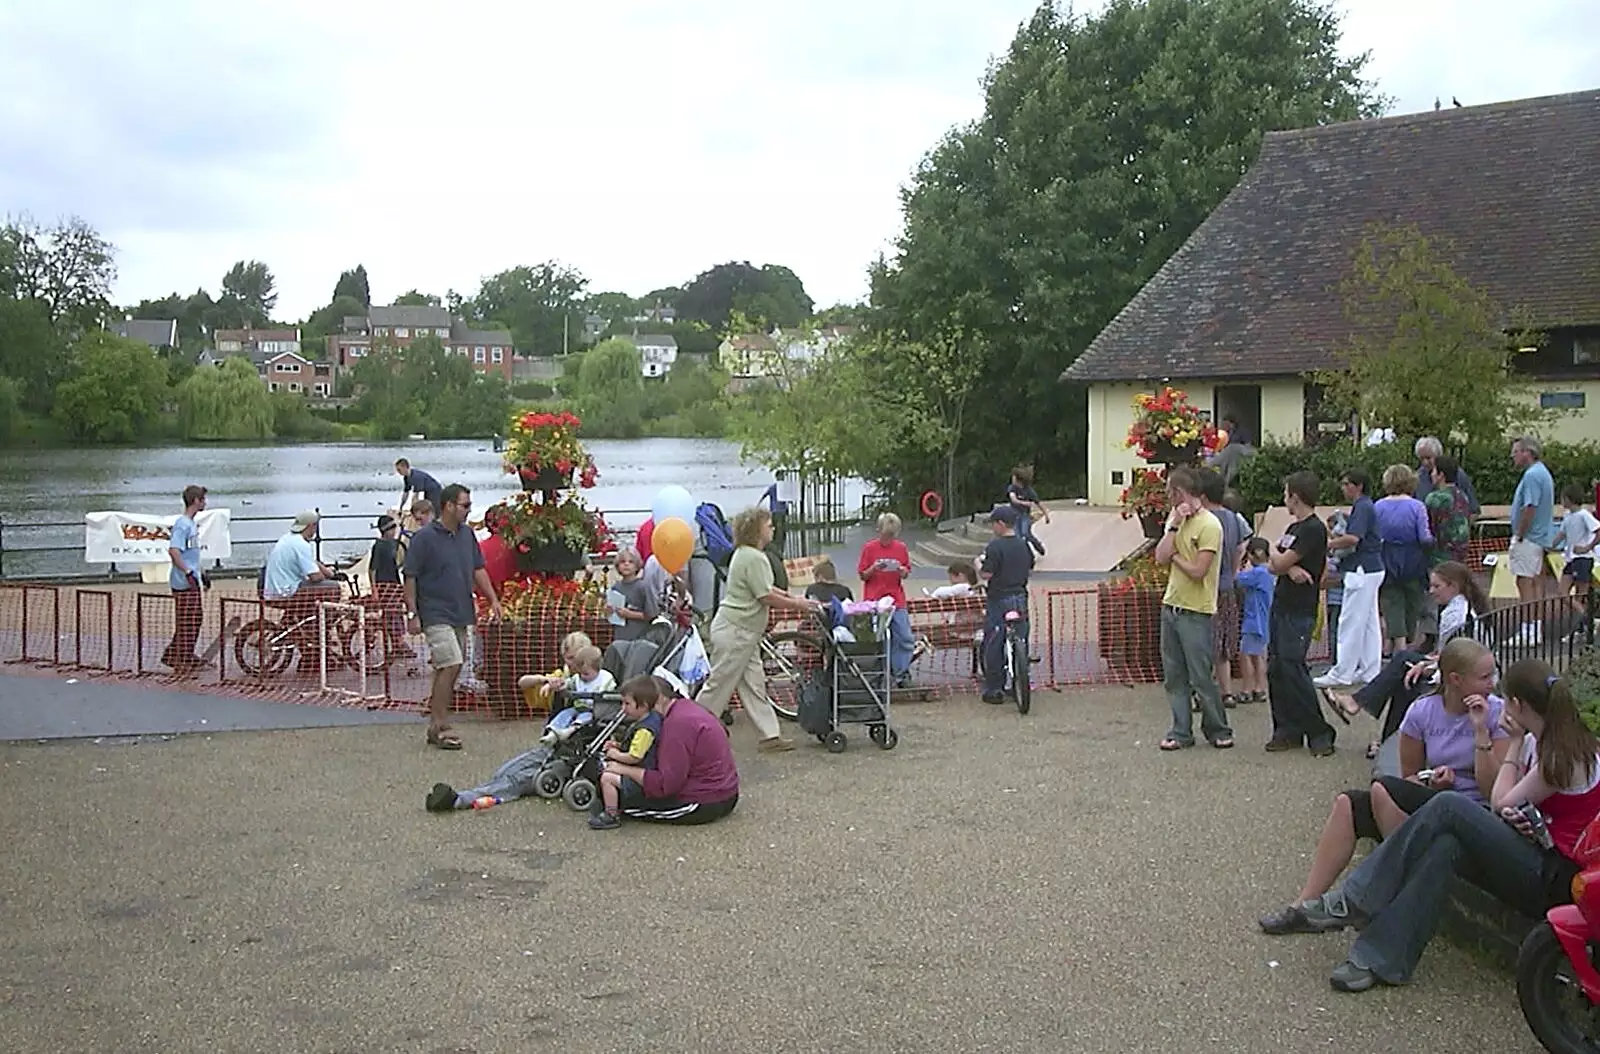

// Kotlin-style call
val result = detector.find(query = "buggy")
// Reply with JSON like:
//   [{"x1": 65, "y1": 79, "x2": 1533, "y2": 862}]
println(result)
[{"x1": 796, "y1": 605, "x2": 900, "y2": 754}]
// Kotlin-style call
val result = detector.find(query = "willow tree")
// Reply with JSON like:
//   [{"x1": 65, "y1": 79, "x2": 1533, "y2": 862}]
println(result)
[{"x1": 177, "y1": 356, "x2": 275, "y2": 440}]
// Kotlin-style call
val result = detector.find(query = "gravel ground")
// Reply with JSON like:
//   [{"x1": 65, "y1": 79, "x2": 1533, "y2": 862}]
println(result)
[{"x1": 0, "y1": 687, "x2": 1543, "y2": 1054}]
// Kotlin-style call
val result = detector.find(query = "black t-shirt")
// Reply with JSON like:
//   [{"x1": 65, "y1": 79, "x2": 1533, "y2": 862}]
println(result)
[
  {"x1": 805, "y1": 581, "x2": 854, "y2": 605},
  {"x1": 1273, "y1": 514, "x2": 1328, "y2": 616},
  {"x1": 370, "y1": 538, "x2": 401, "y2": 584},
  {"x1": 982, "y1": 534, "x2": 1034, "y2": 597}
]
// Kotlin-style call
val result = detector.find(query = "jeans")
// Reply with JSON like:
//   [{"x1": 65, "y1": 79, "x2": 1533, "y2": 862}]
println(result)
[
  {"x1": 887, "y1": 607, "x2": 916, "y2": 678},
  {"x1": 1267, "y1": 605, "x2": 1335, "y2": 749},
  {"x1": 1355, "y1": 649, "x2": 1429, "y2": 742},
  {"x1": 982, "y1": 593, "x2": 1029, "y2": 694},
  {"x1": 1160, "y1": 605, "x2": 1230, "y2": 744},
  {"x1": 163, "y1": 585, "x2": 203, "y2": 667},
  {"x1": 1325, "y1": 602, "x2": 1341, "y2": 668},
  {"x1": 1327, "y1": 567, "x2": 1385, "y2": 683},
  {"x1": 1016, "y1": 514, "x2": 1044, "y2": 553},
  {"x1": 1338, "y1": 793, "x2": 1559, "y2": 983}
]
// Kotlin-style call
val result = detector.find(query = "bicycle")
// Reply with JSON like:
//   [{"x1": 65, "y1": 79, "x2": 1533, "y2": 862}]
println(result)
[
  {"x1": 978, "y1": 608, "x2": 1034, "y2": 715},
  {"x1": 234, "y1": 567, "x2": 371, "y2": 677}
]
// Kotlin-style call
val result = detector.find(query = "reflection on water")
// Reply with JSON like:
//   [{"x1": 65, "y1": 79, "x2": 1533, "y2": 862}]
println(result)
[{"x1": 0, "y1": 440, "x2": 869, "y2": 577}]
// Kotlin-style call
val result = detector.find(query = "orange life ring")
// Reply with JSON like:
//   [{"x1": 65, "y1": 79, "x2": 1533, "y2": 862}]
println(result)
[{"x1": 920, "y1": 490, "x2": 943, "y2": 520}]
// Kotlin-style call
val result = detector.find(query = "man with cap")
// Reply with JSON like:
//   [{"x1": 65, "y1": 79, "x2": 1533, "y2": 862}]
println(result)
[
  {"x1": 978, "y1": 503, "x2": 1034, "y2": 704},
  {"x1": 262, "y1": 510, "x2": 341, "y2": 672},
  {"x1": 368, "y1": 513, "x2": 409, "y2": 658}
]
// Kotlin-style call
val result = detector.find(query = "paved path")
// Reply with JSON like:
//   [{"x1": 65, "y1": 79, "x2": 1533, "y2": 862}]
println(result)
[
  {"x1": 0, "y1": 687, "x2": 1541, "y2": 1053},
  {"x1": 0, "y1": 672, "x2": 421, "y2": 741}
]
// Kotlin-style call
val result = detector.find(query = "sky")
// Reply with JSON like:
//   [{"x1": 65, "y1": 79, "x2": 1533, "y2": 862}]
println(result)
[{"x1": 2, "y1": 1, "x2": 1597, "y2": 322}]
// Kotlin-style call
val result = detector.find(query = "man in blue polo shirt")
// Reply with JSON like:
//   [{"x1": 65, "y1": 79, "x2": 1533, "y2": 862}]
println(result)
[
  {"x1": 162, "y1": 484, "x2": 208, "y2": 673},
  {"x1": 395, "y1": 458, "x2": 442, "y2": 518},
  {"x1": 1510, "y1": 435, "x2": 1557, "y2": 645},
  {"x1": 404, "y1": 483, "x2": 502, "y2": 750}
]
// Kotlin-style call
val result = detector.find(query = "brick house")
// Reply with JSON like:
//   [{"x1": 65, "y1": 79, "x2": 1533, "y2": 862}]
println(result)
[
  {"x1": 1061, "y1": 89, "x2": 1600, "y2": 506},
  {"x1": 261, "y1": 351, "x2": 336, "y2": 397},
  {"x1": 328, "y1": 305, "x2": 515, "y2": 380}
]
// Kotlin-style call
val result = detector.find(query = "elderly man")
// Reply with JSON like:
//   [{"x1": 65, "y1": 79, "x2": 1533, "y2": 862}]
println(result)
[
  {"x1": 1412, "y1": 436, "x2": 1481, "y2": 516},
  {"x1": 1509, "y1": 435, "x2": 1557, "y2": 645},
  {"x1": 262, "y1": 511, "x2": 341, "y2": 673}
]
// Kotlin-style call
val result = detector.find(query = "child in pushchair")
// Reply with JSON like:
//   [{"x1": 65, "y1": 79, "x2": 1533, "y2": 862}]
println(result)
[{"x1": 519, "y1": 644, "x2": 617, "y2": 747}]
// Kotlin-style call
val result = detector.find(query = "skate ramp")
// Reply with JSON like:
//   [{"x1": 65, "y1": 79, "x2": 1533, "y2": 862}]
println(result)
[{"x1": 1029, "y1": 506, "x2": 1149, "y2": 573}]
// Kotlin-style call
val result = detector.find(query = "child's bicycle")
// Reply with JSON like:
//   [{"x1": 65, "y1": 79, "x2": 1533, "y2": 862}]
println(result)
[{"x1": 988, "y1": 608, "x2": 1034, "y2": 715}]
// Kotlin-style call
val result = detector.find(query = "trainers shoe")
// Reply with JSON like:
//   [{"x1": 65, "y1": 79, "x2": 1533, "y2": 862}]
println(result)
[
  {"x1": 1264, "y1": 738, "x2": 1303, "y2": 752},
  {"x1": 1330, "y1": 960, "x2": 1381, "y2": 992},
  {"x1": 425, "y1": 783, "x2": 459, "y2": 812},
  {"x1": 588, "y1": 811, "x2": 621, "y2": 830},
  {"x1": 758, "y1": 736, "x2": 795, "y2": 753},
  {"x1": 981, "y1": 691, "x2": 1006, "y2": 705},
  {"x1": 1300, "y1": 893, "x2": 1362, "y2": 932}
]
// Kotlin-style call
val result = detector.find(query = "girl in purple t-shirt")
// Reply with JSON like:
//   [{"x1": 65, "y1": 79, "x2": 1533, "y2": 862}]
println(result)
[{"x1": 1259, "y1": 639, "x2": 1514, "y2": 933}]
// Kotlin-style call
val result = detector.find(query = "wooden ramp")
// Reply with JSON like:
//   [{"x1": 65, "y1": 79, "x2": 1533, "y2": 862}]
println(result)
[{"x1": 1025, "y1": 506, "x2": 1149, "y2": 573}]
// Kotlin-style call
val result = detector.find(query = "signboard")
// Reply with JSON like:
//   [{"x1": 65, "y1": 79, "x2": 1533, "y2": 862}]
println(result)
[{"x1": 83, "y1": 509, "x2": 233, "y2": 565}]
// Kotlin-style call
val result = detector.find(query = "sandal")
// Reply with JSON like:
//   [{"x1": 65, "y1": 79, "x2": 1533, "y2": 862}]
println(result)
[
  {"x1": 1318, "y1": 688, "x2": 1353, "y2": 725},
  {"x1": 1365, "y1": 739, "x2": 1381, "y2": 760},
  {"x1": 1159, "y1": 738, "x2": 1193, "y2": 751},
  {"x1": 427, "y1": 725, "x2": 463, "y2": 750},
  {"x1": 1210, "y1": 737, "x2": 1235, "y2": 749},
  {"x1": 1221, "y1": 694, "x2": 1238, "y2": 709}
]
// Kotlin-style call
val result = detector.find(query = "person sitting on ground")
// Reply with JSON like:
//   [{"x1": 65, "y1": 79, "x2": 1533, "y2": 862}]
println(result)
[
  {"x1": 1259, "y1": 638, "x2": 1512, "y2": 934},
  {"x1": 1006, "y1": 464, "x2": 1049, "y2": 557},
  {"x1": 1374, "y1": 464, "x2": 1434, "y2": 657},
  {"x1": 597, "y1": 673, "x2": 740, "y2": 826},
  {"x1": 1235, "y1": 538, "x2": 1274, "y2": 705},
  {"x1": 1267, "y1": 659, "x2": 1600, "y2": 994},
  {"x1": 1558, "y1": 483, "x2": 1599, "y2": 616},
  {"x1": 804, "y1": 557, "x2": 855, "y2": 605},
  {"x1": 590, "y1": 677, "x2": 668, "y2": 830},
  {"x1": 1323, "y1": 561, "x2": 1490, "y2": 756},
  {"x1": 605, "y1": 547, "x2": 659, "y2": 643},
  {"x1": 519, "y1": 631, "x2": 593, "y2": 711},
  {"x1": 980, "y1": 505, "x2": 1034, "y2": 705},
  {"x1": 520, "y1": 644, "x2": 617, "y2": 745},
  {"x1": 262, "y1": 510, "x2": 342, "y2": 672},
  {"x1": 927, "y1": 561, "x2": 980, "y2": 600}
]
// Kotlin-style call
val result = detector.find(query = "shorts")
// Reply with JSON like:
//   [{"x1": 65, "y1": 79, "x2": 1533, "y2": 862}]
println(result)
[
  {"x1": 1344, "y1": 775, "x2": 1441, "y2": 841},
  {"x1": 423, "y1": 624, "x2": 468, "y2": 670},
  {"x1": 1212, "y1": 588, "x2": 1241, "y2": 660},
  {"x1": 1240, "y1": 632, "x2": 1267, "y2": 657},
  {"x1": 1509, "y1": 539, "x2": 1547, "y2": 579},
  {"x1": 617, "y1": 781, "x2": 739, "y2": 825},
  {"x1": 1565, "y1": 556, "x2": 1594, "y2": 584},
  {"x1": 1378, "y1": 578, "x2": 1425, "y2": 640},
  {"x1": 618, "y1": 775, "x2": 643, "y2": 799}
]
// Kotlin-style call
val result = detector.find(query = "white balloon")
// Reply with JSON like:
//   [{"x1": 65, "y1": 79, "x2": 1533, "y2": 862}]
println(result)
[{"x1": 651, "y1": 485, "x2": 696, "y2": 525}]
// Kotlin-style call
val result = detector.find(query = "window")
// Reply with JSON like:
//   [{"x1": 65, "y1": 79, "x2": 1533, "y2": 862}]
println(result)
[
  {"x1": 314, "y1": 383, "x2": 330, "y2": 396},
  {"x1": 348, "y1": 346, "x2": 366, "y2": 359},
  {"x1": 288, "y1": 382, "x2": 302, "y2": 393},
  {"x1": 436, "y1": 328, "x2": 449, "y2": 338},
  {"x1": 491, "y1": 347, "x2": 503, "y2": 363},
  {"x1": 218, "y1": 340, "x2": 241, "y2": 352},
  {"x1": 474, "y1": 347, "x2": 486, "y2": 363},
  {"x1": 269, "y1": 382, "x2": 280, "y2": 392},
  {"x1": 395, "y1": 327, "x2": 409, "y2": 338},
  {"x1": 375, "y1": 327, "x2": 388, "y2": 337},
  {"x1": 1541, "y1": 391, "x2": 1587, "y2": 410},
  {"x1": 1575, "y1": 337, "x2": 1600, "y2": 366},
  {"x1": 274, "y1": 362, "x2": 299, "y2": 373}
]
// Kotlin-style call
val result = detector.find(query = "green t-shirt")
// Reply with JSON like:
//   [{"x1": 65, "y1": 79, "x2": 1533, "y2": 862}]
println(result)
[{"x1": 715, "y1": 545, "x2": 775, "y2": 635}]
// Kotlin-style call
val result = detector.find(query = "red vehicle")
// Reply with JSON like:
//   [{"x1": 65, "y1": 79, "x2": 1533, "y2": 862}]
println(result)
[{"x1": 1518, "y1": 816, "x2": 1600, "y2": 1052}]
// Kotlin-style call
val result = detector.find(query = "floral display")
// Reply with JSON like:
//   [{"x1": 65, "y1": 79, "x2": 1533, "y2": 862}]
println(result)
[
  {"x1": 497, "y1": 492, "x2": 615, "y2": 558},
  {"x1": 1118, "y1": 467, "x2": 1169, "y2": 522},
  {"x1": 1124, "y1": 386, "x2": 1219, "y2": 462},
  {"x1": 496, "y1": 572, "x2": 606, "y2": 620},
  {"x1": 503, "y1": 410, "x2": 599, "y2": 489}
]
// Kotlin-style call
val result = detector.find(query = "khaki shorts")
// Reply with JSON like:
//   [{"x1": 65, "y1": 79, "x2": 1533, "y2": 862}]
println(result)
[
  {"x1": 1509, "y1": 539, "x2": 1547, "y2": 579},
  {"x1": 423, "y1": 625, "x2": 468, "y2": 670}
]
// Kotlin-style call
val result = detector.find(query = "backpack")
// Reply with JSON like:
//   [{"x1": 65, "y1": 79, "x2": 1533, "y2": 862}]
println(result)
[{"x1": 696, "y1": 503, "x2": 736, "y2": 567}]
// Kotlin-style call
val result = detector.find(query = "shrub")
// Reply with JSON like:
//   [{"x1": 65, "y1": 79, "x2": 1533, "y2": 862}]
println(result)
[
  {"x1": 1562, "y1": 647, "x2": 1600, "y2": 737},
  {"x1": 511, "y1": 381, "x2": 554, "y2": 400},
  {"x1": 1234, "y1": 439, "x2": 1600, "y2": 516}
]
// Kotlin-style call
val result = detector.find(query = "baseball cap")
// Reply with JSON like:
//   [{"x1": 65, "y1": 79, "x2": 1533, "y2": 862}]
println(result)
[
  {"x1": 291, "y1": 510, "x2": 320, "y2": 531},
  {"x1": 375, "y1": 514, "x2": 397, "y2": 531},
  {"x1": 988, "y1": 504, "x2": 1019, "y2": 525}
]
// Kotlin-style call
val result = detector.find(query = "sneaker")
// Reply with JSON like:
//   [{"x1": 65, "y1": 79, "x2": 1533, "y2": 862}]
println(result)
[
  {"x1": 425, "y1": 783, "x2": 459, "y2": 812},
  {"x1": 1330, "y1": 960, "x2": 1381, "y2": 993},
  {"x1": 1312, "y1": 673, "x2": 1347, "y2": 688},
  {"x1": 1309, "y1": 742, "x2": 1337, "y2": 758},
  {"x1": 1264, "y1": 738, "x2": 1303, "y2": 753},
  {"x1": 758, "y1": 736, "x2": 795, "y2": 753},
  {"x1": 981, "y1": 691, "x2": 1006, "y2": 705},
  {"x1": 588, "y1": 811, "x2": 621, "y2": 830},
  {"x1": 1300, "y1": 892, "x2": 1363, "y2": 931}
]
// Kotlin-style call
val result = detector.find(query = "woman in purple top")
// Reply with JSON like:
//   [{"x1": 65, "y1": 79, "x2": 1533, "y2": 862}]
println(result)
[
  {"x1": 1374, "y1": 464, "x2": 1434, "y2": 656},
  {"x1": 1259, "y1": 638, "x2": 1513, "y2": 932},
  {"x1": 596, "y1": 674, "x2": 740, "y2": 827}
]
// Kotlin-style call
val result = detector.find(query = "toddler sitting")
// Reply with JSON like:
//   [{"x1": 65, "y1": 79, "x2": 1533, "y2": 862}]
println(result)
[{"x1": 519, "y1": 643, "x2": 617, "y2": 746}]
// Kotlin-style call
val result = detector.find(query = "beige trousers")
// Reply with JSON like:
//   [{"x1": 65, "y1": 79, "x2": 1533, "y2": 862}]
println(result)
[{"x1": 695, "y1": 618, "x2": 780, "y2": 740}]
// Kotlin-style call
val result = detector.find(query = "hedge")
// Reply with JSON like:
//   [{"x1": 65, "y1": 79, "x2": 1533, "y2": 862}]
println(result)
[{"x1": 1233, "y1": 439, "x2": 1600, "y2": 517}]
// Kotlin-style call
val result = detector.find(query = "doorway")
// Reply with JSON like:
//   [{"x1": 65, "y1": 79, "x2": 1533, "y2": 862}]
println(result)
[{"x1": 1213, "y1": 385, "x2": 1262, "y2": 446}]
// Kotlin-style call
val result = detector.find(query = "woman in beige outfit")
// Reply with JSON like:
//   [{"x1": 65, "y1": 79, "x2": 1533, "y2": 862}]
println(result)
[{"x1": 695, "y1": 506, "x2": 823, "y2": 752}]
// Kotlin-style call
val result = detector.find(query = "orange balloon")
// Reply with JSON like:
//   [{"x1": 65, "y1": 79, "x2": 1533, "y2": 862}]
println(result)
[{"x1": 653, "y1": 517, "x2": 694, "y2": 574}]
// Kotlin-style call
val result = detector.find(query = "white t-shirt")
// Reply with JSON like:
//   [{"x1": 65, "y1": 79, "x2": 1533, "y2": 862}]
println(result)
[
  {"x1": 925, "y1": 582, "x2": 974, "y2": 599},
  {"x1": 566, "y1": 669, "x2": 617, "y2": 695},
  {"x1": 1561, "y1": 508, "x2": 1600, "y2": 560}
]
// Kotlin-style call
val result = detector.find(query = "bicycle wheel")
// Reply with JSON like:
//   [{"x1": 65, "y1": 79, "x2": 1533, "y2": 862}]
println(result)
[
  {"x1": 1009, "y1": 631, "x2": 1031, "y2": 715},
  {"x1": 233, "y1": 619, "x2": 293, "y2": 676},
  {"x1": 763, "y1": 630, "x2": 830, "y2": 721},
  {"x1": 338, "y1": 614, "x2": 397, "y2": 675}
]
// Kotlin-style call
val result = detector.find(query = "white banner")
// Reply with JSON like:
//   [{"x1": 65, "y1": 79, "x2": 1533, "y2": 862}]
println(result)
[{"x1": 83, "y1": 509, "x2": 233, "y2": 565}]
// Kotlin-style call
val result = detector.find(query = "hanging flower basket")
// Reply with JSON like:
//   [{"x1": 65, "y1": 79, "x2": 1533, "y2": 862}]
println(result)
[
  {"x1": 515, "y1": 539, "x2": 587, "y2": 574},
  {"x1": 1138, "y1": 512, "x2": 1167, "y2": 540},
  {"x1": 501, "y1": 410, "x2": 599, "y2": 489},
  {"x1": 1124, "y1": 387, "x2": 1218, "y2": 465},
  {"x1": 1119, "y1": 467, "x2": 1168, "y2": 530},
  {"x1": 518, "y1": 465, "x2": 572, "y2": 493},
  {"x1": 1147, "y1": 439, "x2": 1201, "y2": 465}
]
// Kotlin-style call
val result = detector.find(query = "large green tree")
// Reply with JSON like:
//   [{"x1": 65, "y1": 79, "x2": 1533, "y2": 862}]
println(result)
[
  {"x1": 352, "y1": 334, "x2": 511, "y2": 440},
  {"x1": 176, "y1": 356, "x2": 275, "y2": 440},
  {"x1": 0, "y1": 216, "x2": 117, "y2": 330},
  {"x1": 464, "y1": 262, "x2": 586, "y2": 357},
  {"x1": 678, "y1": 262, "x2": 812, "y2": 331},
  {"x1": 577, "y1": 337, "x2": 645, "y2": 436},
  {"x1": 333, "y1": 265, "x2": 371, "y2": 307},
  {"x1": 868, "y1": 0, "x2": 1384, "y2": 504},
  {"x1": 52, "y1": 330, "x2": 170, "y2": 443},
  {"x1": 220, "y1": 260, "x2": 278, "y2": 327}
]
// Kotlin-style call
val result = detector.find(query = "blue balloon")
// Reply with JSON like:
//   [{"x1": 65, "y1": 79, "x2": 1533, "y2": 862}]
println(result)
[{"x1": 652, "y1": 485, "x2": 696, "y2": 526}]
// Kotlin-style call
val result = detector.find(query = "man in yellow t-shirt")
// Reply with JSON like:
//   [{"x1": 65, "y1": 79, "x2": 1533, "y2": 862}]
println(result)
[{"x1": 1155, "y1": 466, "x2": 1233, "y2": 751}]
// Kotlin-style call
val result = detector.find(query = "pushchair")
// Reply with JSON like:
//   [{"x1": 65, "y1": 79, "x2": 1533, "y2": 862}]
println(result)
[{"x1": 796, "y1": 601, "x2": 900, "y2": 754}]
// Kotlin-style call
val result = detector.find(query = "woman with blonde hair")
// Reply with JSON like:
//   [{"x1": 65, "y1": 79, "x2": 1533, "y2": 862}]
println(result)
[
  {"x1": 857, "y1": 512, "x2": 920, "y2": 685},
  {"x1": 1374, "y1": 463, "x2": 1434, "y2": 656},
  {"x1": 695, "y1": 506, "x2": 823, "y2": 752}
]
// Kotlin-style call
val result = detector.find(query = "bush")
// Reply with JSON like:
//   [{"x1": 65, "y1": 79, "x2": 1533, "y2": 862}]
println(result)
[
  {"x1": 1234, "y1": 439, "x2": 1600, "y2": 516},
  {"x1": 511, "y1": 381, "x2": 554, "y2": 400},
  {"x1": 1562, "y1": 647, "x2": 1600, "y2": 736}
]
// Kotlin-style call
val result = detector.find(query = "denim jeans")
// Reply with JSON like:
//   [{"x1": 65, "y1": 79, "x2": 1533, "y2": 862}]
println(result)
[
  {"x1": 1337, "y1": 793, "x2": 1557, "y2": 983},
  {"x1": 1267, "y1": 605, "x2": 1335, "y2": 749},
  {"x1": 888, "y1": 607, "x2": 916, "y2": 678},
  {"x1": 982, "y1": 593, "x2": 1029, "y2": 694},
  {"x1": 1355, "y1": 649, "x2": 1429, "y2": 742},
  {"x1": 1160, "y1": 605, "x2": 1229, "y2": 744}
]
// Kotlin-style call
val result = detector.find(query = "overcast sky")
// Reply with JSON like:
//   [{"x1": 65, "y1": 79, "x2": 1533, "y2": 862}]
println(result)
[{"x1": 2, "y1": 0, "x2": 1596, "y2": 321}]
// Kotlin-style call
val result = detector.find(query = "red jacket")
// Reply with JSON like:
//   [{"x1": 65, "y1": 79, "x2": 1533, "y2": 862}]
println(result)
[{"x1": 857, "y1": 538, "x2": 910, "y2": 608}]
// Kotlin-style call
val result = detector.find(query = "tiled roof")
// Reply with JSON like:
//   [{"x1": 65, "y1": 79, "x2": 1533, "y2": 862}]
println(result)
[
  {"x1": 214, "y1": 328, "x2": 300, "y2": 343},
  {"x1": 1064, "y1": 89, "x2": 1600, "y2": 382},
  {"x1": 110, "y1": 319, "x2": 178, "y2": 348},
  {"x1": 369, "y1": 305, "x2": 452, "y2": 329},
  {"x1": 629, "y1": 334, "x2": 678, "y2": 348},
  {"x1": 449, "y1": 319, "x2": 514, "y2": 347}
]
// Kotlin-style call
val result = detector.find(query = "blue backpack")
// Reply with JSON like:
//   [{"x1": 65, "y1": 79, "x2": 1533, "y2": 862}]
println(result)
[{"x1": 696, "y1": 503, "x2": 736, "y2": 567}]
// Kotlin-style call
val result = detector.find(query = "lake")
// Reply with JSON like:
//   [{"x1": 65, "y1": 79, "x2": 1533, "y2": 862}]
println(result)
[{"x1": 0, "y1": 439, "x2": 873, "y2": 578}]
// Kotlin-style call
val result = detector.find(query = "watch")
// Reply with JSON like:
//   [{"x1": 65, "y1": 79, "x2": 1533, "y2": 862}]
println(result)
[{"x1": 1166, "y1": 525, "x2": 1179, "y2": 533}]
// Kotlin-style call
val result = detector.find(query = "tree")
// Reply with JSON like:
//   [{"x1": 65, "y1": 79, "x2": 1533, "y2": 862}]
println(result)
[
  {"x1": 393, "y1": 289, "x2": 441, "y2": 307},
  {"x1": 176, "y1": 357, "x2": 275, "y2": 440},
  {"x1": 0, "y1": 376, "x2": 19, "y2": 443},
  {"x1": 582, "y1": 291, "x2": 640, "y2": 331},
  {"x1": 464, "y1": 262, "x2": 587, "y2": 357},
  {"x1": 220, "y1": 260, "x2": 277, "y2": 326},
  {"x1": 1318, "y1": 223, "x2": 1552, "y2": 445},
  {"x1": 868, "y1": 0, "x2": 1384, "y2": 505},
  {"x1": 351, "y1": 334, "x2": 511, "y2": 440},
  {"x1": 301, "y1": 294, "x2": 367, "y2": 351},
  {"x1": 0, "y1": 295, "x2": 67, "y2": 405},
  {"x1": 1, "y1": 215, "x2": 116, "y2": 330},
  {"x1": 677, "y1": 262, "x2": 813, "y2": 331},
  {"x1": 577, "y1": 338, "x2": 645, "y2": 436},
  {"x1": 52, "y1": 330, "x2": 170, "y2": 443},
  {"x1": 333, "y1": 265, "x2": 371, "y2": 307}
]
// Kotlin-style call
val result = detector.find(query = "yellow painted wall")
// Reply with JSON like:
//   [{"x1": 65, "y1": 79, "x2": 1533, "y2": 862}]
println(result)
[
  {"x1": 1518, "y1": 381, "x2": 1600, "y2": 445},
  {"x1": 1085, "y1": 379, "x2": 1306, "y2": 506}
]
